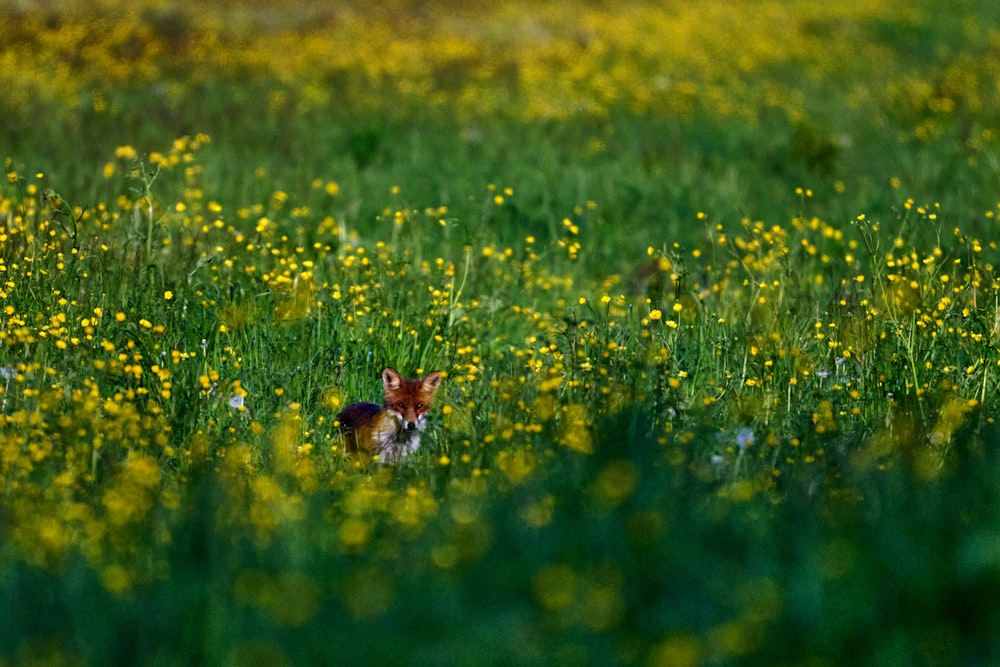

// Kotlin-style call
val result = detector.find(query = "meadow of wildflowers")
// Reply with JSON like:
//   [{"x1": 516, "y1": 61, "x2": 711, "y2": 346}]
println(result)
[{"x1": 2, "y1": 0, "x2": 1000, "y2": 664}]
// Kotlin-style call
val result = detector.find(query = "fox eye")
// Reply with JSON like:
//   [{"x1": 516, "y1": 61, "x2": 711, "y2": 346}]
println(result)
[
  {"x1": 415, "y1": 402, "x2": 424, "y2": 410},
  {"x1": 396, "y1": 402, "x2": 406, "y2": 410}
]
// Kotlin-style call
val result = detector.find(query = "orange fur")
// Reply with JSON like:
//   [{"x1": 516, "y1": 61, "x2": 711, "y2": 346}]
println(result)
[{"x1": 337, "y1": 367, "x2": 442, "y2": 463}]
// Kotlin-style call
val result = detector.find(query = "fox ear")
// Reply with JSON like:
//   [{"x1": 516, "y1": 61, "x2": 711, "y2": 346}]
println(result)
[
  {"x1": 422, "y1": 371, "x2": 443, "y2": 393},
  {"x1": 382, "y1": 367, "x2": 402, "y2": 390}
]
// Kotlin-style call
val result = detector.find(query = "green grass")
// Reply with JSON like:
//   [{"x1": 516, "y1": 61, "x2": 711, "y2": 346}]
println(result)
[{"x1": 2, "y1": 0, "x2": 1000, "y2": 664}]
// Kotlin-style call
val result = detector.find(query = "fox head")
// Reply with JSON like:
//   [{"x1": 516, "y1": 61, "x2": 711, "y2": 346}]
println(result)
[{"x1": 382, "y1": 367, "x2": 443, "y2": 432}]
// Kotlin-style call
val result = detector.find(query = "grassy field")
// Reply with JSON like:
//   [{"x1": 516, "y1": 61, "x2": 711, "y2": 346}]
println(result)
[{"x1": 3, "y1": 0, "x2": 1000, "y2": 664}]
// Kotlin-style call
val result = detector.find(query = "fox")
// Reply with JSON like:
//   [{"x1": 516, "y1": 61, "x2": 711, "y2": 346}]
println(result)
[{"x1": 337, "y1": 367, "x2": 443, "y2": 463}]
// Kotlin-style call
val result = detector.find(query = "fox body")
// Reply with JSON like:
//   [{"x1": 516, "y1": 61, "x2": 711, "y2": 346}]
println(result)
[{"x1": 337, "y1": 367, "x2": 442, "y2": 463}]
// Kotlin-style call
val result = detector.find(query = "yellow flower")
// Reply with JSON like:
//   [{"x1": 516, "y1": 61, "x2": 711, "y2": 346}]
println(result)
[
  {"x1": 115, "y1": 145, "x2": 137, "y2": 161},
  {"x1": 649, "y1": 309, "x2": 663, "y2": 321}
]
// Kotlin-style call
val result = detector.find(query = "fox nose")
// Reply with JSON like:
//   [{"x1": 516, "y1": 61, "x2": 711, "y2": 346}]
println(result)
[{"x1": 405, "y1": 421, "x2": 417, "y2": 431}]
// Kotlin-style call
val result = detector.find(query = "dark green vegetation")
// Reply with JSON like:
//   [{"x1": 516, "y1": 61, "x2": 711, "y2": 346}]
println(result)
[{"x1": 2, "y1": 1, "x2": 1000, "y2": 664}]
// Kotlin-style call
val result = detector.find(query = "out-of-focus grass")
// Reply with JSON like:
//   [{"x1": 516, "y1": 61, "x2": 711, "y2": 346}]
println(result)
[
  {"x1": 4, "y1": 0, "x2": 1000, "y2": 260},
  {"x1": 2, "y1": 0, "x2": 1000, "y2": 664}
]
